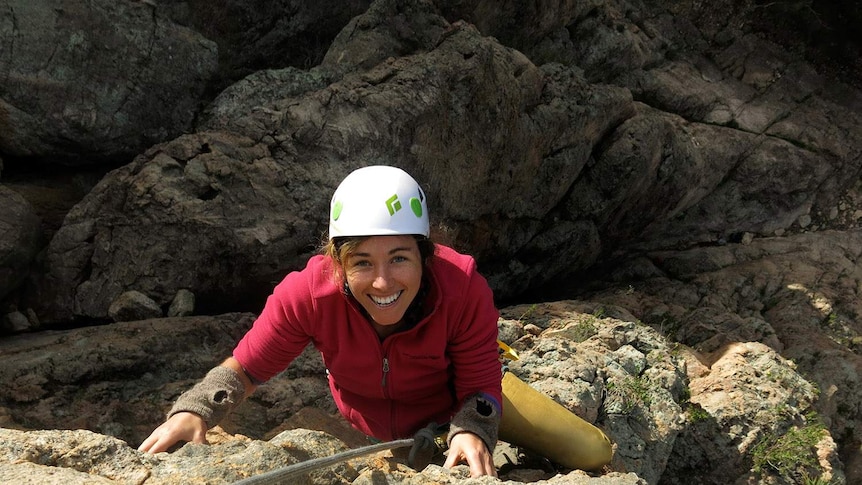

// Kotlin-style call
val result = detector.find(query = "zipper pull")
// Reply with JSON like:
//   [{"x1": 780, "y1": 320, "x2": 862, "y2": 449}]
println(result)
[{"x1": 382, "y1": 357, "x2": 390, "y2": 387}]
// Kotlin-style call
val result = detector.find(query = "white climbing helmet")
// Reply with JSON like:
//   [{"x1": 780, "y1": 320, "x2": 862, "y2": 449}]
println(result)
[{"x1": 329, "y1": 165, "x2": 430, "y2": 238}]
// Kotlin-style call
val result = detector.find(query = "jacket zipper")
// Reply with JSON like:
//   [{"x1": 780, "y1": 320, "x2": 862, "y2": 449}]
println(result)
[
  {"x1": 381, "y1": 357, "x2": 390, "y2": 388},
  {"x1": 381, "y1": 355, "x2": 396, "y2": 437}
]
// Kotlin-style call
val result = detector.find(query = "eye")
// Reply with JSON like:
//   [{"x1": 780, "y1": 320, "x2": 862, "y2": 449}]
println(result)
[
  {"x1": 391, "y1": 255, "x2": 408, "y2": 263},
  {"x1": 348, "y1": 259, "x2": 372, "y2": 269}
]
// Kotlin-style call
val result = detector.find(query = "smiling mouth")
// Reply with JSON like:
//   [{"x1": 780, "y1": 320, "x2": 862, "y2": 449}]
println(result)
[{"x1": 370, "y1": 291, "x2": 402, "y2": 307}]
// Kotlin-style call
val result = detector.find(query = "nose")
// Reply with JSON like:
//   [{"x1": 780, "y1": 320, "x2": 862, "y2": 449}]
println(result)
[{"x1": 372, "y1": 266, "x2": 391, "y2": 289}]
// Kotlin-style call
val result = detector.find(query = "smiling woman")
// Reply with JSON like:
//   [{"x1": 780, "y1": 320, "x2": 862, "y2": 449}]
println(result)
[
  {"x1": 341, "y1": 235, "x2": 424, "y2": 330},
  {"x1": 139, "y1": 165, "x2": 504, "y2": 478}
]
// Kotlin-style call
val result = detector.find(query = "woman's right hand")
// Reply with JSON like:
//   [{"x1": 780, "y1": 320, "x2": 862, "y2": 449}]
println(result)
[{"x1": 138, "y1": 412, "x2": 208, "y2": 454}]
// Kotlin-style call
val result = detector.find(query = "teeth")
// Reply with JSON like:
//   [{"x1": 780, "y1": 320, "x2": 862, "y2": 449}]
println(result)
[{"x1": 371, "y1": 291, "x2": 401, "y2": 306}]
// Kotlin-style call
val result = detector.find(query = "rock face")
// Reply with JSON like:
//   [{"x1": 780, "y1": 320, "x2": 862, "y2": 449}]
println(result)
[
  {"x1": 0, "y1": 301, "x2": 839, "y2": 484},
  {"x1": 27, "y1": 19, "x2": 634, "y2": 324},
  {"x1": 10, "y1": 0, "x2": 858, "y2": 326},
  {"x1": 0, "y1": 0, "x2": 860, "y2": 483},
  {"x1": 589, "y1": 229, "x2": 862, "y2": 484},
  {"x1": 0, "y1": 427, "x2": 648, "y2": 485},
  {"x1": 0, "y1": 0, "x2": 218, "y2": 162}
]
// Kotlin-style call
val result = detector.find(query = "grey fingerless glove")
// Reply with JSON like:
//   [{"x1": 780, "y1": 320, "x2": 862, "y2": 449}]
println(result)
[
  {"x1": 168, "y1": 366, "x2": 246, "y2": 428},
  {"x1": 447, "y1": 393, "x2": 501, "y2": 453}
]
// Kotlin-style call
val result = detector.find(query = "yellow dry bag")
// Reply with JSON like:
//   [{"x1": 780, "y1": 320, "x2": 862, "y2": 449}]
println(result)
[{"x1": 499, "y1": 371, "x2": 613, "y2": 471}]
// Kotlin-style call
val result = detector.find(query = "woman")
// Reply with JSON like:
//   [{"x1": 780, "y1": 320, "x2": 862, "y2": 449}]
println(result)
[{"x1": 139, "y1": 165, "x2": 503, "y2": 478}]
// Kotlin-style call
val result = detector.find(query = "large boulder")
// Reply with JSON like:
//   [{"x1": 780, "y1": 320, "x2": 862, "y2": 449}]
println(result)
[
  {"x1": 0, "y1": 185, "x2": 40, "y2": 302},
  {"x1": 0, "y1": 0, "x2": 217, "y2": 162}
]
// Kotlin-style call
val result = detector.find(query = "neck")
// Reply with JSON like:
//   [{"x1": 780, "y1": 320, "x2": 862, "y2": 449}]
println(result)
[{"x1": 371, "y1": 320, "x2": 403, "y2": 339}]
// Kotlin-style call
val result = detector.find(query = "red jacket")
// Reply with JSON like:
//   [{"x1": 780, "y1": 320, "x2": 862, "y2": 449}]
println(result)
[{"x1": 233, "y1": 244, "x2": 502, "y2": 440}]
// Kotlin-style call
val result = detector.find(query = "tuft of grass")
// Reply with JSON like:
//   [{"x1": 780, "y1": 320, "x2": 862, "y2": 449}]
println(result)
[
  {"x1": 607, "y1": 375, "x2": 652, "y2": 413},
  {"x1": 570, "y1": 318, "x2": 598, "y2": 343},
  {"x1": 642, "y1": 314, "x2": 683, "y2": 340},
  {"x1": 686, "y1": 403, "x2": 711, "y2": 423},
  {"x1": 515, "y1": 304, "x2": 538, "y2": 326},
  {"x1": 751, "y1": 413, "x2": 830, "y2": 483}
]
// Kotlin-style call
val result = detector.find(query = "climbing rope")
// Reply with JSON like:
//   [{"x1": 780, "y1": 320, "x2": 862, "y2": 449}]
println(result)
[
  {"x1": 231, "y1": 422, "x2": 444, "y2": 485},
  {"x1": 232, "y1": 438, "x2": 414, "y2": 485}
]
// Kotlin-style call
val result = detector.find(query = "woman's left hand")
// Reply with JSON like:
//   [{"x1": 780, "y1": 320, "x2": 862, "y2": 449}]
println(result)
[{"x1": 443, "y1": 432, "x2": 497, "y2": 477}]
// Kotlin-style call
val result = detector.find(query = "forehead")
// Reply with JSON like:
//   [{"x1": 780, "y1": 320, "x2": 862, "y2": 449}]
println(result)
[{"x1": 350, "y1": 235, "x2": 418, "y2": 255}]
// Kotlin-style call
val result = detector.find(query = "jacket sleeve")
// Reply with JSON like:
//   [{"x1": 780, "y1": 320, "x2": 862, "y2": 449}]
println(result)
[
  {"x1": 232, "y1": 264, "x2": 318, "y2": 383},
  {"x1": 447, "y1": 258, "x2": 503, "y2": 411}
]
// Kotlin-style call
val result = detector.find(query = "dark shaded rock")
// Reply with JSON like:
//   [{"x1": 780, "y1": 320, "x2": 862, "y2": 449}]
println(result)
[
  {"x1": 0, "y1": 0, "x2": 218, "y2": 163},
  {"x1": 0, "y1": 313, "x2": 255, "y2": 443},
  {"x1": 168, "y1": 288, "x2": 195, "y2": 317},
  {"x1": 321, "y1": 0, "x2": 449, "y2": 72},
  {"x1": 0, "y1": 185, "x2": 40, "y2": 302},
  {"x1": 158, "y1": 0, "x2": 373, "y2": 90},
  {"x1": 108, "y1": 290, "x2": 162, "y2": 322}
]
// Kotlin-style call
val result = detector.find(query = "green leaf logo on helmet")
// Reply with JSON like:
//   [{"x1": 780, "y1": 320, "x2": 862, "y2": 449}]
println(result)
[
  {"x1": 329, "y1": 165, "x2": 430, "y2": 239},
  {"x1": 385, "y1": 194, "x2": 401, "y2": 215}
]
